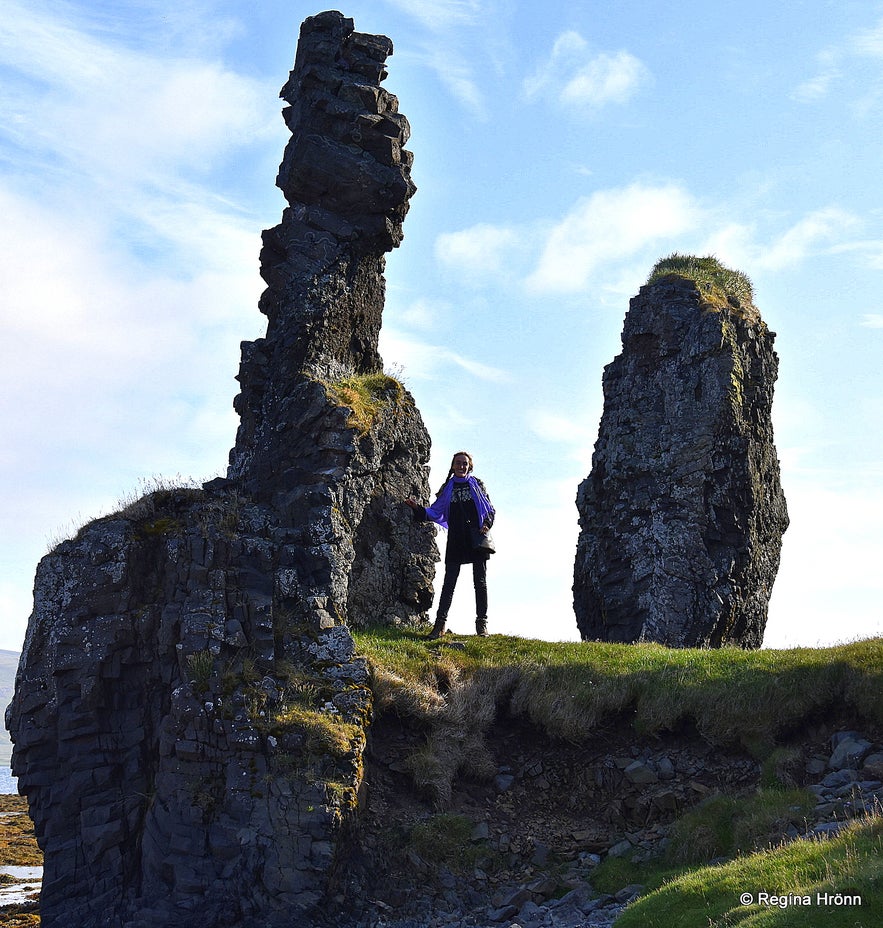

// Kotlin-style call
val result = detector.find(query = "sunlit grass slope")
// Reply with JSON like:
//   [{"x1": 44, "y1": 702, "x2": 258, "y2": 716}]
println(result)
[
  {"x1": 355, "y1": 628, "x2": 881, "y2": 746},
  {"x1": 615, "y1": 815, "x2": 882, "y2": 928}
]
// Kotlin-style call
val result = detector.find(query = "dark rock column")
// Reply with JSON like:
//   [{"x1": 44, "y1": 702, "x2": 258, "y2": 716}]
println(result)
[
  {"x1": 228, "y1": 9, "x2": 435, "y2": 630},
  {"x1": 7, "y1": 12, "x2": 437, "y2": 928},
  {"x1": 573, "y1": 268, "x2": 788, "y2": 648}
]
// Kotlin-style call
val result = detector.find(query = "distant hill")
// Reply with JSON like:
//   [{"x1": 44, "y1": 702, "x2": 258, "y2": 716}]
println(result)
[{"x1": 1, "y1": 649, "x2": 20, "y2": 766}]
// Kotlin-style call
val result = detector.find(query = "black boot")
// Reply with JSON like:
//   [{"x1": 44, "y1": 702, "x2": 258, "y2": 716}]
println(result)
[
  {"x1": 428, "y1": 616, "x2": 447, "y2": 639},
  {"x1": 475, "y1": 617, "x2": 488, "y2": 637}
]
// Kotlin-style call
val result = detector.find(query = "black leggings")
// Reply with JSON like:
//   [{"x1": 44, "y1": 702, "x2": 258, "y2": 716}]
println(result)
[{"x1": 436, "y1": 559, "x2": 488, "y2": 620}]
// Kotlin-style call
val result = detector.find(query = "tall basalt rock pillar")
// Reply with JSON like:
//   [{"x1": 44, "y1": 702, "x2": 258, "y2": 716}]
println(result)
[
  {"x1": 228, "y1": 9, "x2": 435, "y2": 631},
  {"x1": 7, "y1": 13, "x2": 436, "y2": 928},
  {"x1": 573, "y1": 265, "x2": 788, "y2": 648}
]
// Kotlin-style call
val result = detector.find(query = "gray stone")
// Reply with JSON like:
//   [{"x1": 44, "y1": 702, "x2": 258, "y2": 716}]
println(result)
[
  {"x1": 829, "y1": 737, "x2": 873, "y2": 770},
  {"x1": 607, "y1": 839, "x2": 633, "y2": 858},
  {"x1": 862, "y1": 752, "x2": 883, "y2": 778},
  {"x1": 614, "y1": 884, "x2": 644, "y2": 903},
  {"x1": 656, "y1": 755, "x2": 676, "y2": 780},
  {"x1": 574, "y1": 266, "x2": 788, "y2": 647},
  {"x1": 494, "y1": 773, "x2": 516, "y2": 793},
  {"x1": 821, "y1": 769, "x2": 859, "y2": 788},
  {"x1": 624, "y1": 759, "x2": 659, "y2": 785}
]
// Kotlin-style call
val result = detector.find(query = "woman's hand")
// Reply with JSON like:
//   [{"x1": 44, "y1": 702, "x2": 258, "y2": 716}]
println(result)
[{"x1": 404, "y1": 498, "x2": 419, "y2": 509}]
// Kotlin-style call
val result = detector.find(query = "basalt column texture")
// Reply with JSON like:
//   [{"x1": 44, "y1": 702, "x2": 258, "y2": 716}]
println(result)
[
  {"x1": 7, "y1": 12, "x2": 436, "y2": 928},
  {"x1": 573, "y1": 273, "x2": 788, "y2": 648},
  {"x1": 228, "y1": 9, "x2": 436, "y2": 631}
]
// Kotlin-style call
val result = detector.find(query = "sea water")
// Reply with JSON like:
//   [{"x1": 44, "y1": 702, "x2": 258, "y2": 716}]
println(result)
[{"x1": 0, "y1": 766, "x2": 17, "y2": 794}]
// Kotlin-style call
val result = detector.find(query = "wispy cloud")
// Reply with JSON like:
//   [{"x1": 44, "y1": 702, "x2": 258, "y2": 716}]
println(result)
[
  {"x1": 0, "y1": 2, "x2": 276, "y2": 187},
  {"x1": 435, "y1": 223, "x2": 522, "y2": 278},
  {"x1": 705, "y1": 208, "x2": 860, "y2": 272},
  {"x1": 861, "y1": 314, "x2": 883, "y2": 328},
  {"x1": 760, "y1": 207, "x2": 858, "y2": 269},
  {"x1": 525, "y1": 183, "x2": 699, "y2": 293},
  {"x1": 791, "y1": 48, "x2": 842, "y2": 103},
  {"x1": 379, "y1": 328, "x2": 511, "y2": 383},
  {"x1": 383, "y1": 0, "x2": 490, "y2": 116},
  {"x1": 383, "y1": 0, "x2": 485, "y2": 32},
  {"x1": 791, "y1": 15, "x2": 883, "y2": 103},
  {"x1": 854, "y1": 16, "x2": 883, "y2": 57},
  {"x1": 524, "y1": 31, "x2": 649, "y2": 110},
  {"x1": 0, "y1": 0, "x2": 277, "y2": 651}
]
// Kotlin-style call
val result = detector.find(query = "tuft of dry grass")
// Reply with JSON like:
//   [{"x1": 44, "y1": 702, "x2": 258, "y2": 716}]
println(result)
[{"x1": 321, "y1": 371, "x2": 408, "y2": 435}]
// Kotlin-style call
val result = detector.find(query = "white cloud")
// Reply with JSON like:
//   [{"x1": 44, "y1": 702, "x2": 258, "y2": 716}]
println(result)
[
  {"x1": 527, "y1": 409, "x2": 595, "y2": 447},
  {"x1": 791, "y1": 47, "x2": 842, "y2": 103},
  {"x1": 392, "y1": 297, "x2": 443, "y2": 330},
  {"x1": 0, "y1": 2, "x2": 278, "y2": 652},
  {"x1": 525, "y1": 31, "x2": 649, "y2": 110},
  {"x1": 561, "y1": 50, "x2": 649, "y2": 108},
  {"x1": 791, "y1": 68, "x2": 841, "y2": 103},
  {"x1": 435, "y1": 223, "x2": 521, "y2": 277},
  {"x1": 759, "y1": 207, "x2": 858, "y2": 270},
  {"x1": 525, "y1": 183, "x2": 699, "y2": 293},
  {"x1": 791, "y1": 16, "x2": 883, "y2": 104},
  {"x1": 383, "y1": 0, "x2": 489, "y2": 116},
  {"x1": 703, "y1": 209, "x2": 861, "y2": 273},
  {"x1": 853, "y1": 17, "x2": 883, "y2": 57},
  {"x1": 0, "y1": 2, "x2": 277, "y2": 192},
  {"x1": 861, "y1": 314, "x2": 883, "y2": 328},
  {"x1": 384, "y1": 0, "x2": 484, "y2": 31},
  {"x1": 379, "y1": 328, "x2": 510, "y2": 383}
]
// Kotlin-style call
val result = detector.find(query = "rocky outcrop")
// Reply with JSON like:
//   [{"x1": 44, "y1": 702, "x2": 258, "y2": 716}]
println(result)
[
  {"x1": 7, "y1": 12, "x2": 435, "y2": 928},
  {"x1": 573, "y1": 262, "x2": 788, "y2": 647}
]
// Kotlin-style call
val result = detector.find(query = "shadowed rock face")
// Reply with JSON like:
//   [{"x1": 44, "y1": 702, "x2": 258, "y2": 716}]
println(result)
[
  {"x1": 7, "y1": 12, "x2": 435, "y2": 927},
  {"x1": 573, "y1": 273, "x2": 789, "y2": 648}
]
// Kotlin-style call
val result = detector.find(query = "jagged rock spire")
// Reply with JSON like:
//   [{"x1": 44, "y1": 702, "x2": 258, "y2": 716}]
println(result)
[{"x1": 229, "y1": 10, "x2": 417, "y2": 496}]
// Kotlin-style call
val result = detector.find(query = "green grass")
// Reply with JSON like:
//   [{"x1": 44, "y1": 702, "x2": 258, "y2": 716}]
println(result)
[
  {"x1": 614, "y1": 816, "x2": 883, "y2": 927},
  {"x1": 354, "y1": 629, "x2": 883, "y2": 924},
  {"x1": 321, "y1": 370, "x2": 408, "y2": 434},
  {"x1": 646, "y1": 253, "x2": 755, "y2": 312},
  {"x1": 355, "y1": 628, "x2": 882, "y2": 746},
  {"x1": 353, "y1": 628, "x2": 882, "y2": 804},
  {"x1": 409, "y1": 813, "x2": 489, "y2": 872},
  {"x1": 664, "y1": 789, "x2": 818, "y2": 865}
]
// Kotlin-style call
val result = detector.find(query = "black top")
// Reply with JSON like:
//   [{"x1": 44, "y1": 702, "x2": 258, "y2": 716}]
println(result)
[
  {"x1": 445, "y1": 480, "x2": 486, "y2": 565},
  {"x1": 415, "y1": 477, "x2": 495, "y2": 565}
]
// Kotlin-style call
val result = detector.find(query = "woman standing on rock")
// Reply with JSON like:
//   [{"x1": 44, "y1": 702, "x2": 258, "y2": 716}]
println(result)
[{"x1": 405, "y1": 451, "x2": 496, "y2": 638}]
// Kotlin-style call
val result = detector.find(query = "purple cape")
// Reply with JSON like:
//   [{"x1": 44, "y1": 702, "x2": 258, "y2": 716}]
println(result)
[{"x1": 423, "y1": 475, "x2": 494, "y2": 531}]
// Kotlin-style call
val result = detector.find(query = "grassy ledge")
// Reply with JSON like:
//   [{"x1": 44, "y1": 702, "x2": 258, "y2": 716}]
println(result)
[
  {"x1": 355, "y1": 629, "x2": 883, "y2": 926},
  {"x1": 321, "y1": 370, "x2": 407, "y2": 435},
  {"x1": 354, "y1": 629, "x2": 882, "y2": 748},
  {"x1": 353, "y1": 628, "x2": 882, "y2": 802},
  {"x1": 647, "y1": 253, "x2": 755, "y2": 313}
]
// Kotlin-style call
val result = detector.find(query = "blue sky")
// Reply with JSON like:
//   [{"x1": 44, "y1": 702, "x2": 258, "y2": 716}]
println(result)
[{"x1": 1, "y1": 0, "x2": 882, "y2": 652}]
